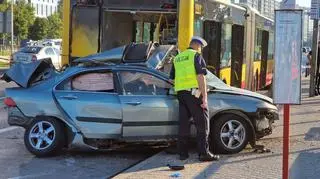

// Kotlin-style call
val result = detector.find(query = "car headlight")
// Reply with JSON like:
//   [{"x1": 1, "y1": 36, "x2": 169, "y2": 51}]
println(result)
[{"x1": 257, "y1": 108, "x2": 279, "y2": 121}]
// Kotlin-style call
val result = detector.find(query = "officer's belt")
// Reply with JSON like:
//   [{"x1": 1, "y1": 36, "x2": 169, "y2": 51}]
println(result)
[{"x1": 181, "y1": 88, "x2": 197, "y2": 92}]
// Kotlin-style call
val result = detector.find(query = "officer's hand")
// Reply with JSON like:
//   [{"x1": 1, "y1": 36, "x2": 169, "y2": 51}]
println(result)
[{"x1": 201, "y1": 97, "x2": 208, "y2": 109}]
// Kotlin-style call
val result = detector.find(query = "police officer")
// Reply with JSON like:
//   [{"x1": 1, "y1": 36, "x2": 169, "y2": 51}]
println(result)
[{"x1": 170, "y1": 36, "x2": 220, "y2": 161}]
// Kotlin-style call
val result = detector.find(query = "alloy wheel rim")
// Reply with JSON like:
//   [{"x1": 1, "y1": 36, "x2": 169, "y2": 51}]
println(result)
[
  {"x1": 29, "y1": 121, "x2": 56, "y2": 150},
  {"x1": 220, "y1": 120, "x2": 246, "y2": 149}
]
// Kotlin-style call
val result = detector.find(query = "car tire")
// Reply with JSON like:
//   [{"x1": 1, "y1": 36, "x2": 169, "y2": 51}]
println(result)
[
  {"x1": 210, "y1": 114, "x2": 250, "y2": 154},
  {"x1": 24, "y1": 117, "x2": 65, "y2": 157}
]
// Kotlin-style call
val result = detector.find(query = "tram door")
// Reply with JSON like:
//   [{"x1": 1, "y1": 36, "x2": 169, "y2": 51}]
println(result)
[
  {"x1": 203, "y1": 21, "x2": 222, "y2": 76},
  {"x1": 260, "y1": 31, "x2": 269, "y2": 89},
  {"x1": 231, "y1": 24, "x2": 245, "y2": 88}
]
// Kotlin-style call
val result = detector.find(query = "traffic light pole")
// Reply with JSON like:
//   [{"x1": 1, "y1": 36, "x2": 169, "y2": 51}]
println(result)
[{"x1": 309, "y1": 19, "x2": 319, "y2": 97}]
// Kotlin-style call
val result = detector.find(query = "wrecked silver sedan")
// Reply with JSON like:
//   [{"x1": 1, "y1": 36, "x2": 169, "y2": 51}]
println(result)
[{"x1": 2, "y1": 43, "x2": 279, "y2": 157}]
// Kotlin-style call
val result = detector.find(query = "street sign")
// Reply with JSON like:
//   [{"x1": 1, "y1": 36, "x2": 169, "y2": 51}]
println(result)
[
  {"x1": 310, "y1": 0, "x2": 320, "y2": 19},
  {"x1": 274, "y1": 10, "x2": 302, "y2": 104},
  {"x1": 274, "y1": 9, "x2": 303, "y2": 179}
]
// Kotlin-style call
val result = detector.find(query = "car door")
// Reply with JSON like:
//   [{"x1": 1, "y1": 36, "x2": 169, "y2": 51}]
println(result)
[
  {"x1": 53, "y1": 69, "x2": 123, "y2": 139},
  {"x1": 116, "y1": 69, "x2": 179, "y2": 139}
]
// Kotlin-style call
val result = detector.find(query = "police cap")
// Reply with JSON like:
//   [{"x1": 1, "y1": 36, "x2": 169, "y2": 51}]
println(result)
[{"x1": 190, "y1": 36, "x2": 208, "y2": 47}]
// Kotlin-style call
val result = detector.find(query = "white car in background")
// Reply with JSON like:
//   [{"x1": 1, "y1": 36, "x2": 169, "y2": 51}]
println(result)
[
  {"x1": 12, "y1": 46, "x2": 61, "y2": 70},
  {"x1": 43, "y1": 39, "x2": 62, "y2": 51}
]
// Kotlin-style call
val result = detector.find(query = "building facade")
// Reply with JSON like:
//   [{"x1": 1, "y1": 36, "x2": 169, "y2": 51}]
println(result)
[
  {"x1": 297, "y1": 6, "x2": 313, "y2": 46},
  {"x1": 231, "y1": 0, "x2": 281, "y2": 19},
  {"x1": 29, "y1": 0, "x2": 60, "y2": 18}
]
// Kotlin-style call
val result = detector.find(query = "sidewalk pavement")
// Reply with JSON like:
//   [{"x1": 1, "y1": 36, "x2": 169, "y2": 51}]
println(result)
[{"x1": 114, "y1": 78, "x2": 320, "y2": 179}]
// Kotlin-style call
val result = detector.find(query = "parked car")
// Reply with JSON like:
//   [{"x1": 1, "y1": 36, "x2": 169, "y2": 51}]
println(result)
[
  {"x1": 1, "y1": 43, "x2": 279, "y2": 157},
  {"x1": 42, "y1": 39, "x2": 62, "y2": 51},
  {"x1": 11, "y1": 46, "x2": 61, "y2": 70}
]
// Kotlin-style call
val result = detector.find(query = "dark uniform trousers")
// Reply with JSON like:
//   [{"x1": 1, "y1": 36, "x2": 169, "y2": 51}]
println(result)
[{"x1": 177, "y1": 90, "x2": 210, "y2": 155}]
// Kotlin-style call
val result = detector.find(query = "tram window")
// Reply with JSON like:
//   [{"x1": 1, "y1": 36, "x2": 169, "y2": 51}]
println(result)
[
  {"x1": 254, "y1": 29, "x2": 263, "y2": 61},
  {"x1": 194, "y1": 17, "x2": 203, "y2": 37},
  {"x1": 143, "y1": 23, "x2": 151, "y2": 42},
  {"x1": 268, "y1": 32, "x2": 274, "y2": 60},
  {"x1": 220, "y1": 24, "x2": 232, "y2": 68},
  {"x1": 135, "y1": 22, "x2": 143, "y2": 43}
]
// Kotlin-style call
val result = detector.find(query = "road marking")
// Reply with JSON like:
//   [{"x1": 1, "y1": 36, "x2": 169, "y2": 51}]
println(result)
[{"x1": 0, "y1": 126, "x2": 19, "y2": 134}]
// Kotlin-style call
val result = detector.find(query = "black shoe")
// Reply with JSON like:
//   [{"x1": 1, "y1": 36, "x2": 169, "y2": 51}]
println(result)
[
  {"x1": 199, "y1": 152, "x2": 220, "y2": 161},
  {"x1": 179, "y1": 153, "x2": 189, "y2": 160}
]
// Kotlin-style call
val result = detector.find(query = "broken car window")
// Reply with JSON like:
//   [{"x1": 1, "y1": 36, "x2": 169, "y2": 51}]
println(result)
[{"x1": 120, "y1": 71, "x2": 172, "y2": 96}]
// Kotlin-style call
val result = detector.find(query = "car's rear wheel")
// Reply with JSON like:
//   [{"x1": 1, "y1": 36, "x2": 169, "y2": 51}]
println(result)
[
  {"x1": 24, "y1": 117, "x2": 65, "y2": 157},
  {"x1": 211, "y1": 114, "x2": 250, "y2": 154}
]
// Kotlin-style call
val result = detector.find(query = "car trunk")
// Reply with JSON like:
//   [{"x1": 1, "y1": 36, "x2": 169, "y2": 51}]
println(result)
[{"x1": 1, "y1": 59, "x2": 56, "y2": 88}]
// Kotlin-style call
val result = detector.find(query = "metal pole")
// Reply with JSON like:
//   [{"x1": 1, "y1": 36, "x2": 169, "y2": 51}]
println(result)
[
  {"x1": 309, "y1": 19, "x2": 319, "y2": 97},
  {"x1": 11, "y1": 0, "x2": 13, "y2": 55},
  {"x1": 282, "y1": 104, "x2": 290, "y2": 179}
]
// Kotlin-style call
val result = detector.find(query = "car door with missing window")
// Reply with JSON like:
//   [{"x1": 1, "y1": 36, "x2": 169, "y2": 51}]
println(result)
[
  {"x1": 116, "y1": 69, "x2": 179, "y2": 139},
  {"x1": 53, "y1": 70, "x2": 123, "y2": 139}
]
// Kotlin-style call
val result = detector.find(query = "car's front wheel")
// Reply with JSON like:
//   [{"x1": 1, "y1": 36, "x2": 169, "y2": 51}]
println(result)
[
  {"x1": 24, "y1": 117, "x2": 65, "y2": 157},
  {"x1": 211, "y1": 114, "x2": 250, "y2": 154}
]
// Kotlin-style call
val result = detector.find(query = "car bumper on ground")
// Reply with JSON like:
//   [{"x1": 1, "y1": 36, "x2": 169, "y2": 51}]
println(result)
[{"x1": 7, "y1": 107, "x2": 31, "y2": 128}]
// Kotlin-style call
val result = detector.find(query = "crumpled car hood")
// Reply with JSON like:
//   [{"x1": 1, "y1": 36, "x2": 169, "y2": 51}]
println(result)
[
  {"x1": 73, "y1": 43, "x2": 175, "y2": 70},
  {"x1": 213, "y1": 87, "x2": 273, "y2": 104},
  {"x1": 73, "y1": 46, "x2": 126, "y2": 64},
  {"x1": 1, "y1": 59, "x2": 55, "y2": 88}
]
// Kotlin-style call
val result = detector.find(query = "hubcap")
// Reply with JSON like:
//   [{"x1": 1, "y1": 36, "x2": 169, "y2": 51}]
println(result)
[
  {"x1": 29, "y1": 121, "x2": 55, "y2": 150},
  {"x1": 220, "y1": 120, "x2": 246, "y2": 149}
]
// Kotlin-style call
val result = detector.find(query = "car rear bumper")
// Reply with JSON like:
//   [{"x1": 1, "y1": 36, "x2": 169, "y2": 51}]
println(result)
[{"x1": 7, "y1": 107, "x2": 31, "y2": 128}]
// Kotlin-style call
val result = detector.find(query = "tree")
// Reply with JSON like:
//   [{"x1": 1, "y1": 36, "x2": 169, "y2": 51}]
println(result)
[
  {"x1": 13, "y1": 1, "x2": 35, "y2": 41},
  {"x1": 29, "y1": 18, "x2": 49, "y2": 40},
  {"x1": 47, "y1": 13, "x2": 62, "y2": 39},
  {"x1": 0, "y1": 2, "x2": 9, "y2": 12}
]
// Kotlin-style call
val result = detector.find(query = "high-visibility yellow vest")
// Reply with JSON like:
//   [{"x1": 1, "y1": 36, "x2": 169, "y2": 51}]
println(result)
[{"x1": 173, "y1": 49, "x2": 199, "y2": 92}]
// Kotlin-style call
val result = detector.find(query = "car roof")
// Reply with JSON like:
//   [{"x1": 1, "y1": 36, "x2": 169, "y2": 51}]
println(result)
[{"x1": 67, "y1": 63, "x2": 167, "y2": 77}]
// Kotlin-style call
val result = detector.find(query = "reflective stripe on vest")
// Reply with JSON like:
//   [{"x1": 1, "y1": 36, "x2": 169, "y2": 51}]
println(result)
[{"x1": 173, "y1": 49, "x2": 199, "y2": 92}]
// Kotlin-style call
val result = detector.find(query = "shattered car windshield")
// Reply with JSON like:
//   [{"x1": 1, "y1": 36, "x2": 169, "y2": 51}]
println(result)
[{"x1": 205, "y1": 70, "x2": 231, "y2": 90}]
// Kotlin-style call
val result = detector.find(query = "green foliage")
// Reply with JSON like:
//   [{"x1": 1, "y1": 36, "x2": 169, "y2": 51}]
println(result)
[
  {"x1": 0, "y1": 3, "x2": 9, "y2": 12},
  {"x1": 0, "y1": 61, "x2": 9, "y2": 67},
  {"x1": 0, "y1": 1, "x2": 63, "y2": 42},
  {"x1": 28, "y1": 18, "x2": 49, "y2": 40},
  {"x1": 47, "y1": 13, "x2": 62, "y2": 39},
  {"x1": 14, "y1": 1, "x2": 35, "y2": 40}
]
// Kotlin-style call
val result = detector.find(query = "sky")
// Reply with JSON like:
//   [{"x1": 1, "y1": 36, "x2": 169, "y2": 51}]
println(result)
[{"x1": 297, "y1": 0, "x2": 311, "y2": 7}]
